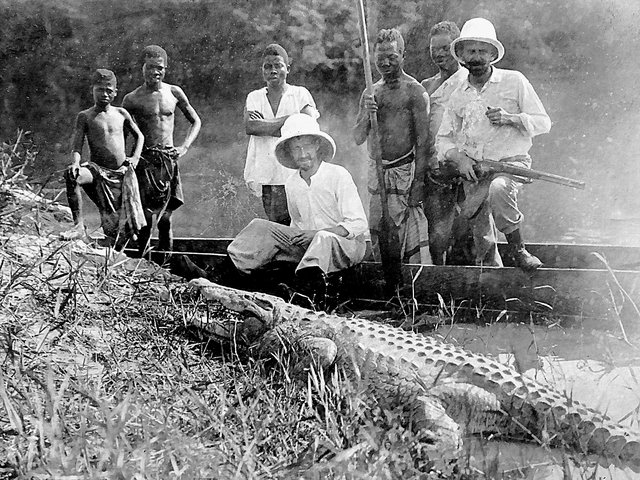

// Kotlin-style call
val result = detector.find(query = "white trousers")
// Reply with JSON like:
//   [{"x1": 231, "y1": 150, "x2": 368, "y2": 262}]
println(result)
[{"x1": 227, "y1": 218, "x2": 366, "y2": 274}]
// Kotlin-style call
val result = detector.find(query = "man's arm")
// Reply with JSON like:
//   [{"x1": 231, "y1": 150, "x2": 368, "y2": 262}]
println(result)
[
  {"x1": 516, "y1": 75, "x2": 551, "y2": 136},
  {"x1": 173, "y1": 86, "x2": 201, "y2": 158},
  {"x1": 484, "y1": 74, "x2": 551, "y2": 136},
  {"x1": 121, "y1": 108, "x2": 144, "y2": 167},
  {"x1": 122, "y1": 92, "x2": 136, "y2": 118},
  {"x1": 300, "y1": 104, "x2": 319, "y2": 119},
  {"x1": 244, "y1": 106, "x2": 289, "y2": 137},
  {"x1": 409, "y1": 84, "x2": 431, "y2": 205},
  {"x1": 68, "y1": 112, "x2": 87, "y2": 175},
  {"x1": 353, "y1": 89, "x2": 372, "y2": 146}
]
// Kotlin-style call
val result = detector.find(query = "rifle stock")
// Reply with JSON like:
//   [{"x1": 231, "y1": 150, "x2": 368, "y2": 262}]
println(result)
[
  {"x1": 478, "y1": 159, "x2": 585, "y2": 190},
  {"x1": 355, "y1": 0, "x2": 402, "y2": 294}
]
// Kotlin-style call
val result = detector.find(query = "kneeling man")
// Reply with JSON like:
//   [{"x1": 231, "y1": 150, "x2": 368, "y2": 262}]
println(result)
[{"x1": 227, "y1": 114, "x2": 368, "y2": 302}]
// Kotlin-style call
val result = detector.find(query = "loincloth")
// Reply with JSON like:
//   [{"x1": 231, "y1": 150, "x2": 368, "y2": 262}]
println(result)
[
  {"x1": 367, "y1": 151, "x2": 415, "y2": 229},
  {"x1": 367, "y1": 151, "x2": 430, "y2": 264},
  {"x1": 81, "y1": 162, "x2": 125, "y2": 215},
  {"x1": 136, "y1": 145, "x2": 184, "y2": 213}
]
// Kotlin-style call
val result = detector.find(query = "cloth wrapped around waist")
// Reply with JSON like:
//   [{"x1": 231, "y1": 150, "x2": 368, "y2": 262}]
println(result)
[
  {"x1": 136, "y1": 145, "x2": 184, "y2": 213},
  {"x1": 118, "y1": 166, "x2": 147, "y2": 236},
  {"x1": 367, "y1": 151, "x2": 415, "y2": 227},
  {"x1": 366, "y1": 150, "x2": 431, "y2": 264}
]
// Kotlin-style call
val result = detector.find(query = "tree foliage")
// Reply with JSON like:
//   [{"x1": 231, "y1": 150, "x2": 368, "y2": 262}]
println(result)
[{"x1": 0, "y1": 0, "x2": 635, "y2": 170}]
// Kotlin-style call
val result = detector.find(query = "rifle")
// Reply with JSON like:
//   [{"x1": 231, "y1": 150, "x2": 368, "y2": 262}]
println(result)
[
  {"x1": 431, "y1": 158, "x2": 585, "y2": 219},
  {"x1": 354, "y1": 0, "x2": 402, "y2": 295},
  {"x1": 476, "y1": 159, "x2": 585, "y2": 190},
  {"x1": 432, "y1": 159, "x2": 585, "y2": 190}
]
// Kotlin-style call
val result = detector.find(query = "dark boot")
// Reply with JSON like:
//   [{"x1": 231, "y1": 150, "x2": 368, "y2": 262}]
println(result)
[
  {"x1": 170, "y1": 254, "x2": 244, "y2": 286},
  {"x1": 170, "y1": 254, "x2": 209, "y2": 280},
  {"x1": 294, "y1": 267, "x2": 328, "y2": 311},
  {"x1": 505, "y1": 229, "x2": 542, "y2": 272}
]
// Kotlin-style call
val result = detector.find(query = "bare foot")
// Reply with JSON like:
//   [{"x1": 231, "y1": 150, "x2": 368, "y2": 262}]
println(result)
[{"x1": 60, "y1": 224, "x2": 88, "y2": 241}]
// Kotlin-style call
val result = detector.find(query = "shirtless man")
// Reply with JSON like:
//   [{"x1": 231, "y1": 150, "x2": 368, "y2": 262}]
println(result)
[
  {"x1": 353, "y1": 28, "x2": 431, "y2": 264},
  {"x1": 63, "y1": 69, "x2": 144, "y2": 247},
  {"x1": 123, "y1": 45, "x2": 201, "y2": 254}
]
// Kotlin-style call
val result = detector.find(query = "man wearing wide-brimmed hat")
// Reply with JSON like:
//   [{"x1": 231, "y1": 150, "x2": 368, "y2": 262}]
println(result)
[
  {"x1": 436, "y1": 18, "x2": 551, "y2": 271},
  {"x1": 226, "y1": 114, "x2": 368, "y2": 302}
]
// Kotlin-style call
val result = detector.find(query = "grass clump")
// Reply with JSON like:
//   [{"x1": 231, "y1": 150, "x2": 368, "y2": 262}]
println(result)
[{"x1": 0, "y1": 133, "x2": 584, "y2": 479}]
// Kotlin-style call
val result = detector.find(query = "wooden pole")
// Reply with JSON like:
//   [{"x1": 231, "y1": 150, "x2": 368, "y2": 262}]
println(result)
[{"x1": 355, "y1": 0, "x2": 402, "y2": 295}]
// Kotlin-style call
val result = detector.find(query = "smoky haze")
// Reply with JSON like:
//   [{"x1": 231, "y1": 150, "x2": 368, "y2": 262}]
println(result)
[
  {"x1": 160, "y1": 0, "x2": 640, "y2": 246},
  {"x1": 2, "y1": 0, "x2": 639, "y2": 245}
]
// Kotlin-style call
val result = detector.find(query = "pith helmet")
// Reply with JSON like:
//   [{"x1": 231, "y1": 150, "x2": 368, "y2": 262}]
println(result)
[
  {"x1": 450, "y1": 18, "x2": 505, "y2": 65},
  {"x1": 274, "y1": 114, "x2": 336, "y2": 169}
]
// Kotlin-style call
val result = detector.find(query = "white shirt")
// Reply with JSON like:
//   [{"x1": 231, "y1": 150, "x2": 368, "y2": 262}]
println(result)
[
  {"x1": 244, "y1": 85, "x2": 317, "y2": 195},
  {"x1": 436, "y1": 68, "x2": 551, "y2": 165},
  {"x1": 428, "y1": 67, "x2": 468, "y2": 147},
  {"x1": 285, "y1": 162, "x2": 368, "y2": 239}
]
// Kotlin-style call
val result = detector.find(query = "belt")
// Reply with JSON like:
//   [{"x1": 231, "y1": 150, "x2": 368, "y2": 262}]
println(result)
[{"x1": 380, "y1": 150, "x2": 414, "y2": 170}]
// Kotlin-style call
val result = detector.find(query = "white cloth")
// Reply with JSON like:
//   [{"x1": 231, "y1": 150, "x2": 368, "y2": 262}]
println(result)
[
  {"x1": 286, "y1": 162, "x2": 368, "y2": 239},
  {"x1": 229, "y1": 162, "x2": 368, "y2": 274},
  {"x1": 244, "y1": 85, "x2": 317, "y2": 196},
  {"x1": 428, "y1": 67, "x2": 468, "y2": 152},
  {"x1": 436, "y1": 67, "x2": 551, "y2": 165}
]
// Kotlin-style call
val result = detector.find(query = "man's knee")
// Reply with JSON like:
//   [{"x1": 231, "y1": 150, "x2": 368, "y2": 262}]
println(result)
[
  {"x1": 313, "y1": 230, "x2": 335, "y2": 241},
  {"x1": 249, "y1": 218, "x2": 271, "y2": 228},
  {"x1": 488, "y1": 176, "x2": 509, "y2": 195},
  {"x1": 488, "y1": 176, "x2": 517, "y2": 204}
]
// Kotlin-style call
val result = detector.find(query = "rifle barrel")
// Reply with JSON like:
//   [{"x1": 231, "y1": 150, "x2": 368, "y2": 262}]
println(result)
[{"x1": 481, "y1": 159, "x2": 585, "y2": 190}]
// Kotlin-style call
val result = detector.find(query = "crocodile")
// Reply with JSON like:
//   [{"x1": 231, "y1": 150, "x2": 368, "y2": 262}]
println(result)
[{"x1": 180, "y1": 278, "x2": 640, "y2": 469}]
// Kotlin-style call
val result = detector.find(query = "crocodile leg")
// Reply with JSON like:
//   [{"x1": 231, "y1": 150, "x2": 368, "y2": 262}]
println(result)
[{"x1": 182, "y1": 279, "x2": 640, "y2": 469}]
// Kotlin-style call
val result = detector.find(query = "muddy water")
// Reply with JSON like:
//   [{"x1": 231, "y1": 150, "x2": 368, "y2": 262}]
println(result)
[{"x1": 431, "y1": 321, "x2": 640, "y2": 479}]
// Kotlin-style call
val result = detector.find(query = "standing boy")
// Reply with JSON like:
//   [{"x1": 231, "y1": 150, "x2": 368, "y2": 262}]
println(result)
[
  {"x1": 63, "y1": 69, "x2": 144, "y2": 247},
  {"x1": 244, "y1": 43, "x2": 319, "y2": 225},
  {"x1": 123, "y1": 45, "x2": 201, "y2": 254}
]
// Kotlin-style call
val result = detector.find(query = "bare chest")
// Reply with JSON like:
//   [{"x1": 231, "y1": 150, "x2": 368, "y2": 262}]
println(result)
[
  {"x1": 131, "y1": 91, "x2": 177, "y2": 120},
  {"x1": 375, "y1": 86, "x2": 413, "y2": 121},
  {"x1": 87, "y1": 111, "x2": 125, "y2": 138}
]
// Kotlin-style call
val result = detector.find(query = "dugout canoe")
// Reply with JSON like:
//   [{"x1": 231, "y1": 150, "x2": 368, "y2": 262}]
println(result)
[{"x1": 144, "y1": 237, "x2": 640, "y2": 322}]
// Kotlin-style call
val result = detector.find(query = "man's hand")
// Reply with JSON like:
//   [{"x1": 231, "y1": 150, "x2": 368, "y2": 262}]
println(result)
[
  {"x1": 271, "y1": 228, "x2": 316, "y2": 248},
  {"x1": 486, "y1": 106, "x2": 514, "y2": 127},
  {"x1": 126, "y1": 156, "x2": 139, "y2": 169},
  {"x1": 67, "y1": 163, "x2": 81, "y2": 180},
  {"x1": 446, "y1": 149, "x2": 478, "y2": 182},
  {"x1": 408, "y1": 180, "x2": 425, "y2": 207},
  {"x1": 363, "y1": 93, "x2": 378, "y2": 114},
  {"x1": 175, "y1": 145, "x2": 189, "y2": 158},
  {"x1": 291, "y1": 230, "x2": 316, "y2": 248},
  {"x1": 248, "y1": 110, "x2": 264, "y2": 120}
]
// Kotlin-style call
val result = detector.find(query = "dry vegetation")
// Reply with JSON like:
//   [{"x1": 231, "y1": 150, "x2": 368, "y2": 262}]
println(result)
[
  {"x1": 0, "y1": 134, "x2": 471, "y2": 479},
  {"x1": 0, "y1": 135, "x2": 632, "y2": 479}
]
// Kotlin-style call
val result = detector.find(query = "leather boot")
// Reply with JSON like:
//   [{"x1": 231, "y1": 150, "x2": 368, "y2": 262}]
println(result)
[
  {"x1": 505, "y1": 229, "x2": 542, "y2": 272},
  {"x1": 294, "y1": 267, "x2": 327, "y2": 311}
]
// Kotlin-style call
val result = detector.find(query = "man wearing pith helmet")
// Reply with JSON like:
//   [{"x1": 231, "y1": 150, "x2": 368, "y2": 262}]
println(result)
[
  {"x1": 227, "y1": 114, "x2": 368, "y2": 305},
  {"x1": 436, "y1": 17, "x2": 551, "y2": 271}
]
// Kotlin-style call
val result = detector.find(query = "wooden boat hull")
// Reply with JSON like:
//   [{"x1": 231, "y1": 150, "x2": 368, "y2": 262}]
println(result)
[{"x1": 141, "y1": 238, "x2": 640, "y2": 321}]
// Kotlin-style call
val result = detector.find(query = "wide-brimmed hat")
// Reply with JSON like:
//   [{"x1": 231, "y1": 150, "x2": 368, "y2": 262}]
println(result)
[
  {"x1": 274, "y1": 113, "x2": 336, "y2": 169},
  {"x1": 450, "y1": 18, "x2": 504, "y2": 65}
]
